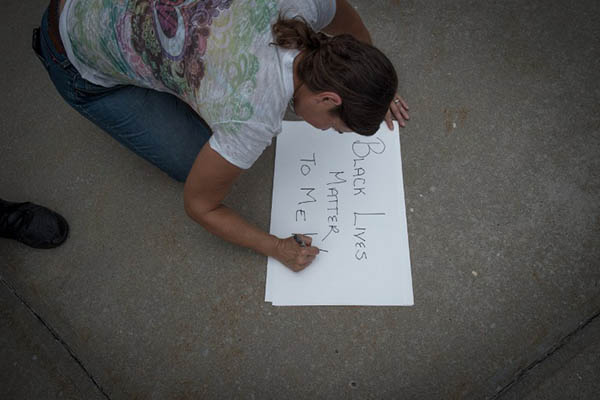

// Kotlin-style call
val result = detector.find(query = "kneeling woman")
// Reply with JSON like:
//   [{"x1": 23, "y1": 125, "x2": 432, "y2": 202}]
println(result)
[{"x1": 35, "y1": 0, "x2": 409, "y2": 271}]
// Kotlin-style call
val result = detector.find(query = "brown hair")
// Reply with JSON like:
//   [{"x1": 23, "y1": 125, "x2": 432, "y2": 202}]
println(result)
[{"x1": 272, "y1": 16, "x2": 398, "y2": 135}]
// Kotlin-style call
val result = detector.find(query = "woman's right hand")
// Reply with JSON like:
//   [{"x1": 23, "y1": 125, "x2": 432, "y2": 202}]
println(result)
[{"x1": 274, "y1": 234, "x2": 320, "y2": 272}]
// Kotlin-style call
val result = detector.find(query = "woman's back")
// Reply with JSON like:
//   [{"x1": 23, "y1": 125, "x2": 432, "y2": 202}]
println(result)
[{"x1": 60, "y1": 0, "x2": 335, "y2": 168}]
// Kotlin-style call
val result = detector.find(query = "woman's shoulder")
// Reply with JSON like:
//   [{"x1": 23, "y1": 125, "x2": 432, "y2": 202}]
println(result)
[{"x1": 278, "y1": 0, "x2": 336, "y2": 31}]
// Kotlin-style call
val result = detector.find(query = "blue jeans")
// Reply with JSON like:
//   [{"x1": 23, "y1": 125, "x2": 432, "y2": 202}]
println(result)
[{"x1": 33, "y1": 9, "x2": 212, "y2": 182}]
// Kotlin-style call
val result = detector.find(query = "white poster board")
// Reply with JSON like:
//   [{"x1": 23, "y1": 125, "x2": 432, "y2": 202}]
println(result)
[{"x1": 266, "y1": 121, "x2": 413, "y2": 306}]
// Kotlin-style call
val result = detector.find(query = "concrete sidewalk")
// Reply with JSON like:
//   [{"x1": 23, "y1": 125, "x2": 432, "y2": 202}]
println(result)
[{"x1": 1, "y1": 0, "x2": 599, "y2": 399}]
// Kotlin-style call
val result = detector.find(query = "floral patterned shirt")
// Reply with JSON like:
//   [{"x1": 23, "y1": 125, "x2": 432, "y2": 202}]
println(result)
[{"x1": 60, "y1": 0, "x2": 336, "y2": 168}]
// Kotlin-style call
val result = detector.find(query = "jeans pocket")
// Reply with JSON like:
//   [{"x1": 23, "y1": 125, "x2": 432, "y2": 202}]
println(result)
[{"x1": 32, "y1": 28, "x2": 49, "y2": 70}]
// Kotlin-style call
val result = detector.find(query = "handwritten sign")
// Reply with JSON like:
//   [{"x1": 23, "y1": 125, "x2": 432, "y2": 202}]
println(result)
[{"x1": 265, "y1": 121, "x2": 413, "y2": 306}]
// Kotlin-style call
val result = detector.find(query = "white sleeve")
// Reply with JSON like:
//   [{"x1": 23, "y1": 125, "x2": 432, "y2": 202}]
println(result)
[
  {"x1": 209, "y1": 121, "x2": 275, "y2": 169},
  {"x1": 280, "y1": 0, "x2": 337, "y2": 31}
]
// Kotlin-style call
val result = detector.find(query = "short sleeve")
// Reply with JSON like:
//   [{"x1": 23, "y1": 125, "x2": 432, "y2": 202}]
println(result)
[
  {"x1": 280, "y1": 0, "x2": 337, "y2": 31},
  {"x1": 208, "y1": 121, "x2": 276, "y2": 169}
]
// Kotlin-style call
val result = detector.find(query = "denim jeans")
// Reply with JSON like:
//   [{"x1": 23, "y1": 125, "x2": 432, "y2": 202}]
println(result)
[{"x1": 33, "y1": 9, "x2": 213, "y2": 182}]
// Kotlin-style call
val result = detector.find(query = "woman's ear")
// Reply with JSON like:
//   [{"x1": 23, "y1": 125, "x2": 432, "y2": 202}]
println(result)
[{"x1": 317, "y1": 91, "x2": 342, "y2": 106}]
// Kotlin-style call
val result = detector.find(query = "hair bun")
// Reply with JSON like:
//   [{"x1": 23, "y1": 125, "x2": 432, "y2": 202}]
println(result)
[{"x1": 308, "y1": 31, "x2": 330, "y2": 50}]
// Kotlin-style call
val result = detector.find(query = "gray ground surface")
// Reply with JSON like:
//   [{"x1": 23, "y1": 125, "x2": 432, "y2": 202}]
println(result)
[
  {"x1": 1, "y1": 281, "x2": 105, "y2": 400},
  {"x1": 1, "y1": 0, "x2": 599, "y2": 399},
  {"x1": 500, "y1": 313, "x2": 600, "y2": 400}
]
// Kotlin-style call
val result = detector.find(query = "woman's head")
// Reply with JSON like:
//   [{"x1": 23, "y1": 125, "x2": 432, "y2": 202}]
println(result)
[{"x1": 272, "y1": 16, "x2": 398, "y2": 135}]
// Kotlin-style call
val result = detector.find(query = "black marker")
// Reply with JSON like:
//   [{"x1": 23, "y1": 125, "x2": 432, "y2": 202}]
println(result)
[
  {"x1": 293, "y1": 234, "x2": 306, "y2": 247},
  {"x1": 293, "y1": 234, "x2": 329, "y2": 252}
]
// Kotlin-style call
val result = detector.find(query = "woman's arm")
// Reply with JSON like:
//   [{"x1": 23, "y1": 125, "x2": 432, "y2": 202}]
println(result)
[
  {"x1": 184, "y1": 143, "x2": 319, "y2": 271},
  {"x1": 322, "y1": 0, "x2": 372, "y2": 44}
]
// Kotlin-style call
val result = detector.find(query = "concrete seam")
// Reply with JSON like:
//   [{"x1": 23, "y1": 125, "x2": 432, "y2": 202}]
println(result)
[
  {"x1": 492, "y1": 308, "x2": 600, "y2": 400},
  {"x1": 0, "y1": 276, "x2": 111, "y2": 400}
]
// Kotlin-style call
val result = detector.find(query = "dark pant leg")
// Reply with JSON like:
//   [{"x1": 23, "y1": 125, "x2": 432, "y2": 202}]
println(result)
[{"x1": 34, "y1": 9, "x2": 212, "y2": 182}]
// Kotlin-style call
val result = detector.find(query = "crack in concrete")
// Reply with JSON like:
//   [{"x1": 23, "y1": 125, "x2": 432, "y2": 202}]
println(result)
[
  {"x1": 3, "y1": 271, "x2": 597, "y2": 399},
  {"x1": 1, "y1": 277, "x2": 111, "y2": 400},
  {"x1": 492, "y1": 308, "x2": 600, "y2": 399}
]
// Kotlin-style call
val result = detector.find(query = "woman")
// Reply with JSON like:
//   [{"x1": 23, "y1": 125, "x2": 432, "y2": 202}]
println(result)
[{"x1": 34, "y1": 0, "x2": 409, "y2": 271}]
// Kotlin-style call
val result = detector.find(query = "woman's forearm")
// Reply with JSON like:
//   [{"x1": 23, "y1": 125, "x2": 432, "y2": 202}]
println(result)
[
  {"x1": 324, "y1": 0, "x2": 373, "y2": 44},
  {"x1": 187, "y1": 202, "x2": 279, "y2": 258},
  {"x1": 342, "y1": 5, "x2": 372, "y2": 44}
]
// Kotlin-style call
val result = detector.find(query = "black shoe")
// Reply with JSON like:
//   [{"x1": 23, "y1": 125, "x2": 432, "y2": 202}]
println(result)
[{"x1": 0, "y1": 199, "x2": 69, "y2": 249}]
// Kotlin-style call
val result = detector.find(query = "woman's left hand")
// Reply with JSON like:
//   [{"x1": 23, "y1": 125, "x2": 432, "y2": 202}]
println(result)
[{"x1": 385, "y1": 95, "x2": 410, "y2": 130}]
